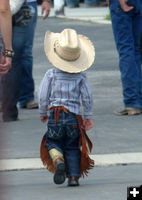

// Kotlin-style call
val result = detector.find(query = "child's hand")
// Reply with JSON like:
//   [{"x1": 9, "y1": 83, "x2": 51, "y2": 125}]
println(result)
[
  {"x1": 40, "y1": 116, "x2": 48, "y2": 123},
  {"x1": 83, "y1": 119, "x2": 93, "y2": 131}
]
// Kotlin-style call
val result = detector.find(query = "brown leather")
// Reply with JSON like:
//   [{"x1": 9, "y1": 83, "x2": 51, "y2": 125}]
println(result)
[
  {"x1": 48, "y1": 106, "x2": 68, "y2": 123},
  {"x1": 54, "y1": 158, "x2": 64, "y2": 166},
  {"x1": 40, "y1": 106, "x2": 95, "y2": 177},
  {"x1": 40, "y1": 134, "x2": 55, "y2": 174},
  {"x1": 76, "y1": 115, "x2": 94, "y2": 177}
]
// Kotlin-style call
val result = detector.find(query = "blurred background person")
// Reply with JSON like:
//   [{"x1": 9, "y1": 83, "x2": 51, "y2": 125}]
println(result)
[
  {"x1": 0, "y1": 0, "x2": 13, "y2": 76},
  {"x1": 109, "y1": 0, "x2": 142, "y2": 115},
  {"x1": 54, "y1": 0, "x2": 65, "y2": 15},
  {"x1": 0, "y1": 0, "x2": 13, "y2": 112},
  {"x1": 2, "y1": 0, "x2": 50, "y2": 121}
]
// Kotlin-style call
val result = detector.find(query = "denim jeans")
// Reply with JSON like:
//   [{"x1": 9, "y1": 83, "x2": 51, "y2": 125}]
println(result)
[
  {"x1": 110, "y1": 0, "x2": 142, "y2": 108},
  {"x1": 46, "y1": 110, "x2": 81, "y2": 178},
  {"x1": 2, "y1": 2, "x2": 37, "y2": 120},
  {"x1": 0, "y1": 32, "x2": 4, "y2": 104},
  {"x1": 19, "y1": 2, "x2": 37, "y2": 107},
  {"x1": 65, "y1": 0, "x2": 80, "y2": 7},
  {"x1": 84, "y1": 0, "x2": 100, "y2": 6},
  {"x1": 140, "y1": 35, "x2": 142, "y2": 62},
  {"x1": 0, "y1": 74, "x2": 1, "y2": 107}
]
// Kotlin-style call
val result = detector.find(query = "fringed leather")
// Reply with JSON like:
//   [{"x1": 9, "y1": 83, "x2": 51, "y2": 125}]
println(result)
[
  {"x1": 76, "y1": 115, "x2": 95, "y2": 177},
  {"x1": 40, "y1": 134, "x2": 55, "y2": 174},
  {"x1": 40, "y1": 106, "x2": 95, "y2": 177}
]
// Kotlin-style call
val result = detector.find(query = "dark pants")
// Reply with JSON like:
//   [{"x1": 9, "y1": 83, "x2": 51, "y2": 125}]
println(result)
[
  {"x1": 46, "y1": 109, "x2": 81, "y2": 178},
  {"x1": 2, "y1": 2, "x2": 37, "y2": 120},
  {"x1": 18, "y1": 2, "x2": 37, "y2": 107},
  {"x1": 140, "y1": 35, "x2": 142, "y2": 62},
  {"x1": 110, "y1": 0, "x2": 142, "y2": 108},
  {"x1": 0, "y1": 33, "x2": 4, "y2": 104}
]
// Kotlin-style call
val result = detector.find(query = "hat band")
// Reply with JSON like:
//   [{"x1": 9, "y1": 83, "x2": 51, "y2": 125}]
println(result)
[{"x1": 54, "y1": 40, "x2": 80, "y2": 62}]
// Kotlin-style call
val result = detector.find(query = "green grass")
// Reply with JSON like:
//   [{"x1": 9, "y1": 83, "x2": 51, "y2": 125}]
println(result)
[{"x1": 105, "y1": 13, "x2": 111, "y2": 20}]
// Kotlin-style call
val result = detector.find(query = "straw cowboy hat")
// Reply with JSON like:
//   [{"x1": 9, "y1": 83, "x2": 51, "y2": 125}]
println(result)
[{"x1": 44, "y1": 29, "x2": 95, "y2": 73}]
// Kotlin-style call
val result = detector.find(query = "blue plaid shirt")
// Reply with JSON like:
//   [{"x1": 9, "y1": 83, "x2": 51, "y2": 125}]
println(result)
[{"x1": 38, "y1": 68, "x2": 93, "y2": 119}]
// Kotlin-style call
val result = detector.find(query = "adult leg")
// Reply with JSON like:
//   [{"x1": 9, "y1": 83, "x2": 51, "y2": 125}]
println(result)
[
  {"x1": 133, "y1": 14, "x2": 142, "y2": 108},
  {"x1": 84, "y1": 0, "x2": 100, "y2": 7},
  {"x1": 110, "y1": 5, "x2": 142, "y2": 109},
  {"x1": 140, "y1": 35, "x2": 142, "y2": 62},
  {"x1": 65, "y1": 0, "x2": 80, "y2": 8},
  {"x1": 0, "y1": 78, "x2": 2, "y2": 111},
  {"x1": 18, "y1": 2, "x2": 37, "y2": 108},
  {"x1": 0, "y1": 33, "x2": 4, "y2": 111},
  {"x1": 2, "y1": 26, "x2": 26, "y2": 121}
]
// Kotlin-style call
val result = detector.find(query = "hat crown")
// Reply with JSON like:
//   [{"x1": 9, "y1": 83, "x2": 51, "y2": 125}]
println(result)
[
  {"x1": 60, "y1": 29, "x2": 79, "y2": 49},
  {"x1": 55, "y1": 29, "x2": 80, "y2": 61},
  {"x1": 44, "y1": 28, "x2": 95, "y2": 73}
]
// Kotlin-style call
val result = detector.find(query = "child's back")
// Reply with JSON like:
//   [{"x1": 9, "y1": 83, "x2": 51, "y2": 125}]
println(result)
[{"x1": 39, "y1": 67, "x2": 93, "y2": 119}]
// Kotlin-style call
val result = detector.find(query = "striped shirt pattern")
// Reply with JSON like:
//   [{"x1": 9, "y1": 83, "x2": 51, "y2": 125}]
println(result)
[{"x1": 38, "y1": 68, "x2": 93, "y2": 119}]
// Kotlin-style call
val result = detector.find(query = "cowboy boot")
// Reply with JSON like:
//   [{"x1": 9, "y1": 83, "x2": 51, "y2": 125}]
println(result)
[
  {"x1": 49, "y1": 148, "x2": 66, "y2": 184},
  {"x1": 68, "y1": 176, "x2": 79, "y2": 186}
]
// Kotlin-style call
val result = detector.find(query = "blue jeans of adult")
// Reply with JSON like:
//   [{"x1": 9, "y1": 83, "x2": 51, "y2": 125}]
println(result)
[
  {"x1": 0, "y1": 32, "x2": 4, "y2": 105},
  {"x1": 2, "y1": 2, "x2": 37, "y2": 120},
  {"x1": 19, "y1": 1, "x2": 37, "y2": 107},
  {"x1": 84, "y1": 0, "x2": 100, "y2": 6},
  {"x1": 65, "y1": 0, "x2": 80, "y2": 7},
  {"x1": 140, "y1": 35, "x2": 142, "y2": 62},
  {"x1": 46, "y1": 109, "x2": 81, "y2": 178},
  {"x1": 110, "y1": 0, "x2": 142, "y2": 109},
  {"x1": 0, "y1": 79, "x2": 2, "y2": 104}
]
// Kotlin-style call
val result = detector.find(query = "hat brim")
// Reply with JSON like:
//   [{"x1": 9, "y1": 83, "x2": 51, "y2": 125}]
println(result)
[{"x1": 44, "y1": 31, "x2": 95, "y2": 73}]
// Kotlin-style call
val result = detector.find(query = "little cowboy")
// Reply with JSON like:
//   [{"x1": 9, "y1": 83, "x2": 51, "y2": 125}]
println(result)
[{"x1": 38, "y1": 28, "x2": 95, "y2": 186}]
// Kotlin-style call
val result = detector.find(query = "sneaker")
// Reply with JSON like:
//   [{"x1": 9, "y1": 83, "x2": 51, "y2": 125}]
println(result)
[
  {"x1": 68, "y1": 176, "x2": 79, "y2": 186},
  {"x1": 53, "y1": 158, "x2": 65, "y2": 184},
  {"x1": 114, "y1": 107, "x2": 142, "y2": 116},
  {"x1": 20, "y1": 101, "x2": 38, "y2": 109}
]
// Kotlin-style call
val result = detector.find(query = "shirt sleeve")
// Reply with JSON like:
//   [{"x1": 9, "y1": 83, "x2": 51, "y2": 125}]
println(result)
[
  {"x1": 38, "y1": 70, "x2": 52, "y2": 116},
  {"x1": 80, "y1": 74, "x2": 93, "y2": 119}
]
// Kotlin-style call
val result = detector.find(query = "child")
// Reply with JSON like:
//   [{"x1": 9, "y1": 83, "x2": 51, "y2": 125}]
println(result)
[{"x1": 38, "y1": 28, "x2": 95, "y2": 186}]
